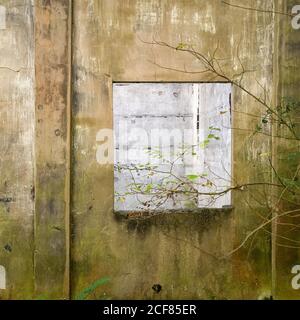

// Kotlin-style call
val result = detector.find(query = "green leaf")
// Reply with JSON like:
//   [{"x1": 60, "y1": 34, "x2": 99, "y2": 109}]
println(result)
[
  {"x1": 176, "y1": 43, "x2": 187, "y2": 50},
  {"x1": 186, "y1": 174, "x2": 199, "y2": 181},
  {"x1": 200, "y1": 139, "x2": 210, "y2": 149},
  {"x1": 207, "y1": 134, "x2": 220, "y2": 140},
  {"x1": 145, "y1": 184, "x2": 153, "y2": 193},
  {"x1": 209, "y1": 126, "x2": 221, "y2": 131}
]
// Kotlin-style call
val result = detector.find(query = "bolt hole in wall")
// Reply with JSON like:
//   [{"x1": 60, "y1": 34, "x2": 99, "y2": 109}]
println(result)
[{"x1": 113, "y1": 83, "x2": 232, "y2": 214}]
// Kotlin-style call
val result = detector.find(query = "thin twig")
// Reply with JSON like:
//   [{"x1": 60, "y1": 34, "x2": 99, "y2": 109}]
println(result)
[{"x1": 221, "y1": 1, "x2": 294, "y2": 18}]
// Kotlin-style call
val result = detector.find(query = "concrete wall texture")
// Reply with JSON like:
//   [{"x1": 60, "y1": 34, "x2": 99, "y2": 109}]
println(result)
[{"x1": 0, "y1": 0, "x2": 299, "y2": 299}]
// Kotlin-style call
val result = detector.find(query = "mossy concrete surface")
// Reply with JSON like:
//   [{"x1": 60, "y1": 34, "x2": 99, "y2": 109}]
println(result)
[{"x1": 0, "y1": 0, "x2": 298, "y2": 299}]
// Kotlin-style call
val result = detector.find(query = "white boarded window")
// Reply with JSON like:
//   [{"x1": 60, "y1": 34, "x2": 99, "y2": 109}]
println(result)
[{"x1": 114, "y1": 83, "x2": 232, "y2": 211}]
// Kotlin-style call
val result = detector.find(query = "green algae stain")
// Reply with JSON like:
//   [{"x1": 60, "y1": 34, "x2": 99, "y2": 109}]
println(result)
[{"x1": 75, "y1": 277, "x2": 110, "y2": 300}]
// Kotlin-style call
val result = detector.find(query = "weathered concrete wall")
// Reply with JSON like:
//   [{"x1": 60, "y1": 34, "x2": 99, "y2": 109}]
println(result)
[
  {"x1": 71, "y1": 0, "x2": 275, "y2": 299},
  {"x1": 0, "y1": 0, "x2": 71, "y2": 300},
  {"x1": 0, "y1": 0, "x2": 297, "y2": 300},
  {"x1": 274, "y1": 0, "x2": 300, "y2": 300},
  {"x1": 34, "y1": 0, "x2": 72, "y2": 299},
  {"x1": 0, "y1": 0, "x2": 35, "y2": 299}
]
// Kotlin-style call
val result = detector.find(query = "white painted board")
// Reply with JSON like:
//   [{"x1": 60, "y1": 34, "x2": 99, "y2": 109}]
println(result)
[{"x1": 113, "y1": 83, "x2": 231, "y2": 211}]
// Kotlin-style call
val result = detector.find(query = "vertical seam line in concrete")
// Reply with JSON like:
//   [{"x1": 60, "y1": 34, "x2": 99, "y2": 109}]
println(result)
[
  {"x1": 33, "y1": 0, "x2": 38, "y2": 298},
  {"x1": 271, "y1": 0, "x2": 283, "y2": 299},
  {"x1": 64, "y1": 0, "x2": 73, "y2": 300},
  {"x1": 32, "y1": 0, "x2": 37, "y2": 298}
]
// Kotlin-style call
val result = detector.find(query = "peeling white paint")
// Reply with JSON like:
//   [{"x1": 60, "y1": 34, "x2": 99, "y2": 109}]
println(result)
[
  {"x1": 194, "y1": 6, "x2": 216, "y2": 34},
  {"x1": 170, "y1": 6, "x2": 180, "y2": 24},
  {"x1": 0, "y1": 0, "x2": 35, "y2": 229},
  {"x1": 0, "y1": 265, "x2": 6, "y2": 290},
  {"x1": 87, "y1": 0, "x2": 95, "y2": 18},
  {"x1": 135, "y1": 0, "x2": 161, "y2": 28}
]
